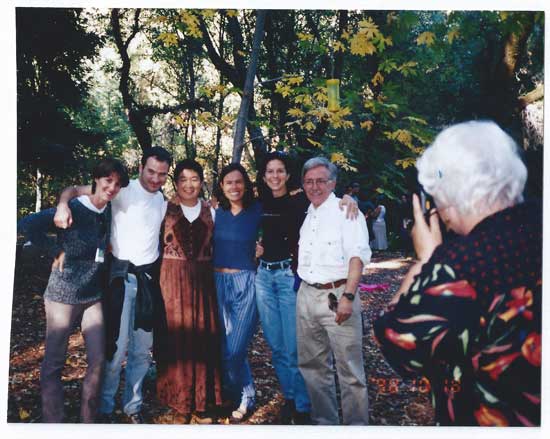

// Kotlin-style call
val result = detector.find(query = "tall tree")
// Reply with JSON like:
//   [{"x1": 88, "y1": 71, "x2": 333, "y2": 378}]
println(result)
[
  {"x1": 110, "y1": 8, "x2": 208, "y2": 152},
  {"x1": 16, "y1": 7, "x2": 101, "y2": 212},
  {"x1": 232, "y1": 10, "x2": 267, "y2": 163}
]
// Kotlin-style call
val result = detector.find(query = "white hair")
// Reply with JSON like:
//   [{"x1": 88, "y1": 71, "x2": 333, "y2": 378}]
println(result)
[
  {"x1": 302, "y1": 156, "x2": 338, "y2": 181},
  {"x1": 416, "y1": 120, "x2": 527, "y2": 216}
]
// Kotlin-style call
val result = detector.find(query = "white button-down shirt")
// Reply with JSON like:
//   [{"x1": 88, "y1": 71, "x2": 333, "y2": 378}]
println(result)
[{"x1": 298, "y1": 192, "x2": 371, "y2": 284}]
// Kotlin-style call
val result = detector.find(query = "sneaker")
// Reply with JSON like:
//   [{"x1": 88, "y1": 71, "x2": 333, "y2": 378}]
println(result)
[
  {"x1": 128, "y1": 412, "x2": 144, "y2": 424},
  {"x1": 230, "y1": 401, "x2": 255, "y2": 424},
  {"x1": 280, "y1": 399, "x2": 295, "y2": 424},
  {"x1": 292, "y1": 411, "x2": 312, "y2": 425}
]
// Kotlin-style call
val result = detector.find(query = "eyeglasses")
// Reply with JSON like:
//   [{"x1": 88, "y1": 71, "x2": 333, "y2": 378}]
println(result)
[
  {"x1": 303, "y1": 178, "x2": 331, "y2": 188},
  {"x1": 328, "y1": 293, "x2": 338, "y2": 312}
]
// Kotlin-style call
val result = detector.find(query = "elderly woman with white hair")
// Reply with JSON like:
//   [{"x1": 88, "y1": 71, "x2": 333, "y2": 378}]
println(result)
[{"x1": 373, "y1": 120, "x2": 541, "y2": 426}]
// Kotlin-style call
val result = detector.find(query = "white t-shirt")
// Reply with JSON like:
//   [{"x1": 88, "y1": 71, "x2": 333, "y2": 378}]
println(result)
[
  {"x1": 110, "y1": 179, "x2": 167, "y2": 265},
  {"x1": 180, "y1": 201, "x2": 216, "y2": 223}
]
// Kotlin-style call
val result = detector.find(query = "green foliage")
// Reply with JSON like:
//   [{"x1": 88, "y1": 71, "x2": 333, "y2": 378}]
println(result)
[
  {"x1": 16, "y1": 8, "x2": 103, "y2": 216},
  {"x1": 16, "y1": 8, "x2": 543, "y2": 216}
]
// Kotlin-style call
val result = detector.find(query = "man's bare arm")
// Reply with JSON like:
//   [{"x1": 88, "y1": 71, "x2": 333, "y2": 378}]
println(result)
[
  {"x1": 335, "y1": 257, "x2": 363, "y2": 324},
  {"x1": 54, "y1": 185, "x2": 92, "y2": 229}
]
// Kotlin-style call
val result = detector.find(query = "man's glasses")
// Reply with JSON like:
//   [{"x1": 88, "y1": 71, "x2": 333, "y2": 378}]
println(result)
[
  {"x1": 303, "y1": 178, "x2": 331, "y2": 188},
  {"x1": 328, "y1": 293, "x2": 338, "y2": 312}
]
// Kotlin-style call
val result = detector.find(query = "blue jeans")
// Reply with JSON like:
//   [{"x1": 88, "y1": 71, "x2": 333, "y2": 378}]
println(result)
[
  {"x1": 214, "y1": 270, "x2": 258, "y2": 409},
  {"x1": 99, "y1": 274, "x2": 153, "y2": 416},
  {"x1": 255, "y1": 264, "x2": 311, "y2": 413}
]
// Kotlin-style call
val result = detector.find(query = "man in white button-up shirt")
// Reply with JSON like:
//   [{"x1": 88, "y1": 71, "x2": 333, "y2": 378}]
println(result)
[{"x1": 296, "y1": 157, "x2": 371, "y2": 425}]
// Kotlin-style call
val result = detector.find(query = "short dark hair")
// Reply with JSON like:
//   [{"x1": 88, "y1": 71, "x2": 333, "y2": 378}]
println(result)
[
  {"x1": 257, "y1": 151, "x2": 298, "y2": 200},
  {"x1": 173, "y1": 159, "x2": 204, "y2": 182},
  {"x1": 91, "y1": 158, "x2": 130, "y2": 193},
  {"x1": 214, "y1": 163, "x2": 255, "y2": 210},
  {"x1": 141, "y1": 146, "x2": 172, "y2": 167}
]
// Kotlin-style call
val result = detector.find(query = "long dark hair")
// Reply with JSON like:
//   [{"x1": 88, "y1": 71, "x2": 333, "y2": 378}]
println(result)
[
  {"x1": 257, "y1": 151, "x2": 298, "y2": 200},
  {"x1": 215, "y1": 163, "x2": 255, "y2": 210}
]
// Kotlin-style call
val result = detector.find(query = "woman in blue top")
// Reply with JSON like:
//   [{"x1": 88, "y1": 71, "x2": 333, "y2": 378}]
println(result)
[{"x1": 213, "y1": 163, "x2": 262, "y2": 422}]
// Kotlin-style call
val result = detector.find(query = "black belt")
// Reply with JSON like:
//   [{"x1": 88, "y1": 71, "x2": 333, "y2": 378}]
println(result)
[{"x1": 259, "y1": 259, "x2": 292, "y2": 271}]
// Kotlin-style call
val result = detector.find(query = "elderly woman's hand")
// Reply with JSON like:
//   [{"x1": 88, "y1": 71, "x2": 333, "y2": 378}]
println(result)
[{"x1": 411, "y1": 193, "x2": 443, "y2": 263}]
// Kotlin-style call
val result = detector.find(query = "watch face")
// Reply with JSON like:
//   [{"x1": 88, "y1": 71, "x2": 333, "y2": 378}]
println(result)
[{"x1": 343, "y1": 292, "x2": 355, "y2": 301}]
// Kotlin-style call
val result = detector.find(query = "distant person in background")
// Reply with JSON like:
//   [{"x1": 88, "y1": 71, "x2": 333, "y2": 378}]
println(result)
[
  {"x1": 19, "y1": 158, "x2": 129, "y2": 423},
  {"x1": 371, "y1": 196, "x2": 388, "y2": 250},
  {"x1": 350, "y1": 182, "x2": 361, "y2": 202},
  {"x1": 397, "y1": 194, "x2": 413, "y2": 253},
  {"x1": 374, "y1": 120, "x2": 541, "y2": 426},
  {"x1": 363, "y1": 201, "x2": 375, "y2": 239},
  {"x1": 343, "y1": 184, "x2": 353, "y2": 197}
]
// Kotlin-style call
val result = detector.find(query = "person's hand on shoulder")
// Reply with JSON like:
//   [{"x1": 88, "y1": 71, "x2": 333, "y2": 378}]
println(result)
[{"x1": 340, "y1": 194, "x2": 359, "y2": 220}]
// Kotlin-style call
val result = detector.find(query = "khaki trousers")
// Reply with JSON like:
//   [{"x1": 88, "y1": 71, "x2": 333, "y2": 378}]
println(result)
[{"x1": 296, "y1": 282, "x2": 369, "y2": 425}]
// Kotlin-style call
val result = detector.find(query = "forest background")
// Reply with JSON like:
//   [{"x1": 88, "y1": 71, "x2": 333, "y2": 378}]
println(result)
[
  {"x1": 0, "y1": 0, "x2": 547, "y2": 437},
  {"x1": 13, "y1": 5, "x2": 544, "y2": 219}
]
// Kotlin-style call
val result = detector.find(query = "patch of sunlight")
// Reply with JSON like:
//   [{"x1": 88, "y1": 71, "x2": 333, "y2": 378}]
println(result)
[{"x1": 366, "y1": 259, "x2": 410, "y2": 270}]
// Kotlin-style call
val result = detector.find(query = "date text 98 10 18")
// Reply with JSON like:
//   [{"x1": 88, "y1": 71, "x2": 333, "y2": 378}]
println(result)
[{"x1": 369, "y1": 376, "x2": 461, "y2": 395}]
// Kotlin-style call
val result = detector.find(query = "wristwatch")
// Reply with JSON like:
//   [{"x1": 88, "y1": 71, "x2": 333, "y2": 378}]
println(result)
[{"x1": 342, "y1": 292, "x2": 355, "y2": 301}]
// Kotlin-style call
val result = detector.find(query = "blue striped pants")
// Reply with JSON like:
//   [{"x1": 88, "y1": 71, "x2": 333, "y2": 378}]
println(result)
[{"x1": 214, "y1": 270, "x2": 258, "y2": 408}]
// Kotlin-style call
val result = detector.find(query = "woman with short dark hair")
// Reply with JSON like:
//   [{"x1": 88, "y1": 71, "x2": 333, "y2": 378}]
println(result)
[{"x1": 19, "y1": 157, "x2": 129, "y2": 423}]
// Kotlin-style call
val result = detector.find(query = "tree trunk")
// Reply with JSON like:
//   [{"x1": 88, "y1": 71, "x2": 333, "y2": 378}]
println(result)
[
  {"x1": 110, "y1": 9, "x2": 153, "y2": 151},
  {"x1": 212, "y1": 19, "x2": 226, "y2": 188},
  {"x1": 232, "y1": 10, "x2": 267, "y2": 163},
  {"x1": 34, "y1": 167, "x2": 42, "y2": 212}
]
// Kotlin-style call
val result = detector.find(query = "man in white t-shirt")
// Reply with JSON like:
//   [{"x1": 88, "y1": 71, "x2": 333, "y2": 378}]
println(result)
[{"x1": 54, "y1": 147, "x2": 171, "y2": 423}]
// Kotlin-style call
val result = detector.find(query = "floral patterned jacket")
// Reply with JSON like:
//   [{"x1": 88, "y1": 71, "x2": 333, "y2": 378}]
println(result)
[{"x1": 373, "y1": 201, "x2": 541, "y2": 426}]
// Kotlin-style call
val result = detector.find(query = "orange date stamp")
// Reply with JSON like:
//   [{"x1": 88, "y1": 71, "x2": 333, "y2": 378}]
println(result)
[{"x1": 369, "y1": 376, "x2": 461, "y2": 394}]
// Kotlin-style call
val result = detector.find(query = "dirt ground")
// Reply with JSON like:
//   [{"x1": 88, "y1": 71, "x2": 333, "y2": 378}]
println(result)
[{"x1": 7, "y1": 245, "x2": 434, "y2": 425}]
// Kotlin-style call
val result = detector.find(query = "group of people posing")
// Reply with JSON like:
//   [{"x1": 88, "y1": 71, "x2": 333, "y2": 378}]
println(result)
[
  {"x1": 19, "y1": 119, "x2": 541, "y2": 427},
  {"x1": 22, "y1": 146, "x2": 370, "y2": 425}
]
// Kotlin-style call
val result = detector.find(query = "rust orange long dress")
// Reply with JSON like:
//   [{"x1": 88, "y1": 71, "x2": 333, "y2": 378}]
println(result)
[{"x1": 156, "y1": 200, "x2": 223, "y2": 414}]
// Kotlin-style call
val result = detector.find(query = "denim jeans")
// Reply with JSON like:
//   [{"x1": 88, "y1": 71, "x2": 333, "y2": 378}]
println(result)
[
  {"x1": 41, "y1": 299, "x2": 105, "y2": 423},
  {"x1": 214, "y1": 270, "x2": 257, "y2": 409},
  {"x1": 99, "y1": 274, "x2": 153, "y2": 416},
  {"x1": 255, "y1": 264, "x2": 311, "y2": 413}
]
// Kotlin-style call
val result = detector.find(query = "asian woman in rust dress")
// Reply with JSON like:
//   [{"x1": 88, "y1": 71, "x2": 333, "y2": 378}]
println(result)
[{"x1": 155, "y1": 159, "x2": 222, "y2": 423}]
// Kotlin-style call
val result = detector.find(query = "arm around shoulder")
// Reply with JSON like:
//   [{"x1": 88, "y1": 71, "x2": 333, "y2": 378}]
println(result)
[{"x1": 54, "y1": 184, "x2": 92, "y2": 229}]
